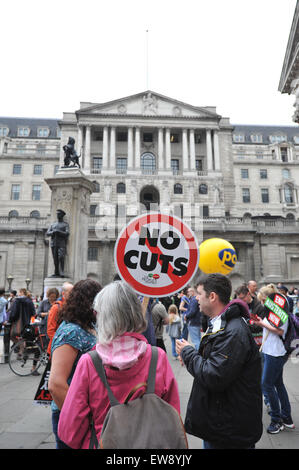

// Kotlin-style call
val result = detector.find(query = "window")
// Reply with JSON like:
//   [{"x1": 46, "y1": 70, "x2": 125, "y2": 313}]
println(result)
[
  {"x1": 141, "y1": 152, "x2": 156, "y2": 173},
  {"x1": 88, "y1": 246, "x2": 98, "y2": 261},
  {"x1": 116, "y1": 182, "x2": 126, "y2": 194},
  {"x1": 93, "y1": 130, "x2": 103, "y2": 141},
  {"x1": 33, "y1": 164, "x2": 42, "y2": 175},
  {"x1": 261, "y1": 188, "x2": 269, "y2": 203},
  {"x1": 116, "y1": 157, "x2": 127, "y2": 174},
  {"x1": 56, "y1": 127, "x2": 61, "y2": 138},
  {"x1": 170, "y1": 133, "x2": 180, "y2": 143},
  {"x1": 251, "y1": 134, "x2": 263, "y2": 143},
  {"x1": 171, "y1": 159, "x2": 179, "y2": 174},
  {"x1": 90, "y1": 204, "x2": 97, "y2": 216},
  {"x1": 281, "y1": 148, "x2": 288, "y2": 162},
  {"x1": 174, "y1": 183, "x2": 183, "y2": 194},
  {"x1": 196, "y1": 159, "x2": 203, "y2": 171},
  {"x1": 37, "y1": 144, "x2": 46, "y2": 155},
  {"x1": 242, "y1": 188, "x2": 250, "y2": 203},
  {"x1": 93, "y1": 157, "x2": 102, "y2": 170},
  {"x1": 174, "y1": 204, "x2": 183, "y2": 218},
  {"x1": 13, "y1": 164, "x2": 22, "y2": 175},
  {"x1": 241, "y1": 168, "x2": 249, "y2": 179},
  {"x1": 233, "y1": 134, "x2": 245, "y2": 143},
  {"x1": 143, "y1": 132, "x2": 153, "y2": 142},
  {"x1": 282, "y1": 169, "x2": 290, "y2": 179},
  {"x1": 195, "y1": 133, "x2": 201, "y2": 144},
  {"x1": 11, "y1": 184, "x2": 20, "y2": 200},
  {"x1": 37, "y1": 127, "x2": 49, "y2": 137},
  {"x1": 284, "y1": 184, "x2": 294, "y2": 204},
  {"x1": 260, "y1": 169, "x2": 267, "y2": 179},
  {"x1": 17, "y1": 127, "x2": 30, "y2": 137},
  {"x1": 8, "y1": 210, "x2": 19, "y2": 217},
  {"x1": 0, "y1": 127, "x2": 8, "y2": 137},
  {"x1": 30, "y1": 210, "x2": 40, "y2": 218},
  {"x1": 17, "y1": 144, "x2": 26, "y2": 154},
  {"x1": 92, "y1": 181, "x2": 100, "y2": 193},
  {"x1": 199, "y1": 184, "x2": 208, "y2": 195},
  {"x1": 203, "y1": 205, "x2": 209, "y2": 217},
  {"x1": 117, "y1": 131, "x2": 127, "y2": 142},
  {"x1": 256, "y1": 150, "x2": 264, "y2": 159},
  {"x1": 32, "y1": 184, "x2": 41, "y2": 201},
  {"x1": 269, "y1": 134, "x2": 286, "y2": 144}
]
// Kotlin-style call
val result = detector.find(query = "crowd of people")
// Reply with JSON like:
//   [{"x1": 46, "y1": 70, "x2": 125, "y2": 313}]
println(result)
[{"x1": 0, "y1": 274, "x2": 296, "y2": 449}]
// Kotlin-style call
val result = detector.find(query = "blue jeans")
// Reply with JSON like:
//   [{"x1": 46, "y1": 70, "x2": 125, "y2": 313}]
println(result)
[
  {"x1": 170, "y1": 337, "x2": 178, "y2": 357},
  {"x1": 262, "y1": 353, "x2": 291, "y2": 423},
  {"x1": 52, "y1": 409, "x2": 72, "y2": 449},
  {"x1": 188, "y1": 325, "x2": 201, "y2": 350}
]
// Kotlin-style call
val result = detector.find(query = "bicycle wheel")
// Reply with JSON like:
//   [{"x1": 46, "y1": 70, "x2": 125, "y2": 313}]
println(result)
[{"x1": 9, "y1": 339, "x2": 43, "y2": 377}]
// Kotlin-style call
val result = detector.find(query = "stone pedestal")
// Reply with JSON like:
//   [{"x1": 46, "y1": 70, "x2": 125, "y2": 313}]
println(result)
[{"x1": 45, "y1": 167, "x2": 94, "y2": 284}]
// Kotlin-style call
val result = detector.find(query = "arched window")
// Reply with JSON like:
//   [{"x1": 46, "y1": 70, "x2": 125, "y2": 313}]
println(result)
[
  {"x1": 30, "y1": 210, "x2": 40, "y2": 218},
  {"x1": 141, "y1": 152, "x2": 156, "y2": 174},
  {"x1": 116, "y1": 182, "x2": 126, "y2": 194},
  {"x1": 199, "y1": 184, "x2": 208, "y2": 194},
  {"x1": 286, "y1": 213, "x2": 295, "y2": 220},
  {"x1": 8, "y1": 210, "x2": 19, "y2": 218},
  {"x1": 284, "y1": 184, "x2": 294, "y2": 204},
  {"x1": 174, "y1": 183, "x2": 183, "y2": 194}
]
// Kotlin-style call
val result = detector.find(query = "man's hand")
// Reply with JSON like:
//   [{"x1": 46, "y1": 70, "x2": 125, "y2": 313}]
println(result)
[{"x1": 175, "y1": 339, "x2": 191, "y2": 357}]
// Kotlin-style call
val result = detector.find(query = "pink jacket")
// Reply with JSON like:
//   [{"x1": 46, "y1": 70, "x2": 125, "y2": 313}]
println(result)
[{"x1": 58, "y1": 341, "x2": 181, "y2": 449}]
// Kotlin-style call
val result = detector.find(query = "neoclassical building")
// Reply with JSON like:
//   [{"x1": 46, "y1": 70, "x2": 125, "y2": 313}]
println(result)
[{"x1": 1, "y1": 90, "x2": 299, "y2": 293}]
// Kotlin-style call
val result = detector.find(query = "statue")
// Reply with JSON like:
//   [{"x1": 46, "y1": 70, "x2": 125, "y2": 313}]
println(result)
[
  {"x1": 46, "y1": 209, "x2": 70, "y2": 277},
  {"x1": 63, "y1": 137, "x2": 81, "y2": 168}
]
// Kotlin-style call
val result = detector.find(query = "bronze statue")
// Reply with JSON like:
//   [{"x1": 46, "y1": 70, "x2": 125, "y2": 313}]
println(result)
[
  {"x1": 63, "y1": 137, "x2": 81, "y2": 168},
  {"x1": 46, "y1": 209, "x2": 70, "y2": 277}
]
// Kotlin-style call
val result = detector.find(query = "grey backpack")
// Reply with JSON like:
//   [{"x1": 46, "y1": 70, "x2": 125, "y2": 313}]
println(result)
[{"x1": 88, "y1": 346, "x2": 188, "y2": 449}]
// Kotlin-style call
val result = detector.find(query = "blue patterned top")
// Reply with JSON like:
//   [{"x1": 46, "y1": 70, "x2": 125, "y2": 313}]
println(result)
[{"x1": 51, "y1": 321, "x2": 97, "y2": 411}]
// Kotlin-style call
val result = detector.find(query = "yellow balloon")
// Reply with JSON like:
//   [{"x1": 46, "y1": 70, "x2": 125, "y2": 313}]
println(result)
[{"x1": 198, "y1": 238, "x2": 237, "y2": 275}]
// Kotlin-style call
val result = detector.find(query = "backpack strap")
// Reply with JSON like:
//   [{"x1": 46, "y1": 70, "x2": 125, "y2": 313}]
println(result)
[
  {"x1": 88, "y1": 350, "x2": 120, "y2": 406},
  {"x1": 146, "y1": 346, "x2": 158, "y2": 394}
]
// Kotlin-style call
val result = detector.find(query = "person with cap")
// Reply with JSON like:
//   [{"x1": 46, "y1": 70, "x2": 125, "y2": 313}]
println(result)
[{"x1": 46, "y1": 209, "x2": 70, "y2": 277}]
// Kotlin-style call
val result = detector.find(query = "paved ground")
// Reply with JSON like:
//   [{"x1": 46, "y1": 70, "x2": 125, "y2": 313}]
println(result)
[{"x1": 0, "y1": 333, "x2": 298, "y2": 450}]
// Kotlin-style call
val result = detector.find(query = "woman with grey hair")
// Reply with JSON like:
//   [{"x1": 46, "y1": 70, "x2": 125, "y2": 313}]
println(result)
[{"x1": 57, "y1": 281, "x2": 180, "y2": 449}]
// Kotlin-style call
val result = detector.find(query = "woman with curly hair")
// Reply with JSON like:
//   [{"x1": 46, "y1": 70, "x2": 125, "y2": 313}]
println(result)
[{"x1": 49, "y1": 278, "x2": 102, "y2": 449}]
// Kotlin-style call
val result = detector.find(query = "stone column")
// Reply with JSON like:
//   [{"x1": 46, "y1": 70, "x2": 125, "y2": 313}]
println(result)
[
  {"x1": 102, "y1": 126, "x2": 109, "y2": 170},
  {"x1": 165, "y1": 128, "x2": 171, "y2": 171},
  {"x1": 206, "y1": 129, "x2": 213, "y2": 171},
  {"x1": 182, "y1": 128, "x2": 189, "y2": 172},
  {"x1": 189, "y1": 129, "x2": 196, "y2": 171},
  {"x1": 77, "y1": 125, "x2": 83, "y2": 161},
  {"x1": 158, "y1": 127, "x2": 164, "y2": 170},
  {"x1": 127, "y1": 126, "x2": 134, "y2": 171},
  {"x1": 213, "y1": 130, "x2": 221, "y2": 171},
  {"x1": 45, "y1": 167, "x2": 94, "y2": 285},
  {"x1": 109, "y1": 126, "x2": 116, "y2": 170},
  {"x1": 135, "y1": 127, "x2": 141, "y2": 171},
  {"x1": 84, "y1": 125, "x2": 91, "y2": 173}
]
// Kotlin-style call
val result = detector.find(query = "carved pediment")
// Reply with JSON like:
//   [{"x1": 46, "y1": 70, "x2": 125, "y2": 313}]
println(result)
[{"x1": 76, "y1": 90, "x2": 220, "y2": 120}]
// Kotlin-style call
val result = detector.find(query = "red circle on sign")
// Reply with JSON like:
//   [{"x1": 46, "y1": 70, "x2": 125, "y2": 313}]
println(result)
[{"x1": 114, "y1": 212, "x2": 199, "y2": 297}]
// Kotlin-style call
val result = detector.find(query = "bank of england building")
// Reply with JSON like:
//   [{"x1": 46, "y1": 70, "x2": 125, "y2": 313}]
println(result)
[{"x1": 1, "y1": 90, "x2": 299, "y2": 294}]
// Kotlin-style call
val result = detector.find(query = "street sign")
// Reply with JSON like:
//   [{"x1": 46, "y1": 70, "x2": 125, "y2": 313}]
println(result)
[{"x1": 114, "y1": 212, "x2": 199, "y2": 297}]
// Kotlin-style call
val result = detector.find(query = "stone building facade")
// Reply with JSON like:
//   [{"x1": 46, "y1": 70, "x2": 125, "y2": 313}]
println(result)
[{"x1": 1, "y1": 91, "x2": 299, "y2": 294}]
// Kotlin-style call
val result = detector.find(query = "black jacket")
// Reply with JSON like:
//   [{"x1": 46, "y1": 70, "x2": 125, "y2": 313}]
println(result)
[
  {"x1": 10, "y1": 296, "x2": 35, "y2": 327},
  {"x1": 181, "y1": 300, "x2": 263, "y2": 449},
  {"x1": 185, "y1": 296, "x2": 202, "y2": 327}
]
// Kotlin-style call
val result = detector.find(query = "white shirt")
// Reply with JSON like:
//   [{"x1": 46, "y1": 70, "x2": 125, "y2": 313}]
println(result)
[{"x1": 261, "y1": 318, "x2": 288, "y2": 357}]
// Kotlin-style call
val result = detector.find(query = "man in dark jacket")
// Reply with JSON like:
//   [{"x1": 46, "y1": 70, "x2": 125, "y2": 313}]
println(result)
[{"x1": 176, "y1": 273, "x2": 263, "y2": 449}]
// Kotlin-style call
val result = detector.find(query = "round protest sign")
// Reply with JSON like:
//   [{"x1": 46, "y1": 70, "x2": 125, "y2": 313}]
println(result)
[
  {"x1": 114, "y1": 212, "x2": 199, "y2": 297},
  {"x1": 264, "y1": 292, "x2": 289, "y2": 328}
]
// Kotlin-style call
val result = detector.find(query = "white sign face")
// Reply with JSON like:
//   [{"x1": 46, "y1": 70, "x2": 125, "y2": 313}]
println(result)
[{"x1": 114, "y1": 212, "x2": 199, "y2": 297}]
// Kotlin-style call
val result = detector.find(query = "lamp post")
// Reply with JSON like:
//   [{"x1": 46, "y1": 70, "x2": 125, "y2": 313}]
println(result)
[
  {"x1": 25, "y1": 277, "x2": 31, "y2": 290},
  {"x1": 6, "y1": 275, "x2": 13, "y2": 292}
]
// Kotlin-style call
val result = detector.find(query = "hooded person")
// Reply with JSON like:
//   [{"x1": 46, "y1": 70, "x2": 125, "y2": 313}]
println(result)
[
  {"x1": 176, "y1": 273, "x2": 263, "y2": 450},
  {"x1": 9, "y1": 288, "x2": 36, "y2": 343}
]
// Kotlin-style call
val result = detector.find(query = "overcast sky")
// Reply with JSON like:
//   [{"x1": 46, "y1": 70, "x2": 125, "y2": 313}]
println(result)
[{"x1": 1, "y1": 0, "x2": 297, "y2": 125}]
